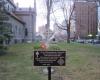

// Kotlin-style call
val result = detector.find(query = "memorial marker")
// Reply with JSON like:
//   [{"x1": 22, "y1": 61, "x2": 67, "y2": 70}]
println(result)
[
  {"x1": 33, "y1": 51, "x2": 66, "y2": 80},
  {"x1": 34, "y1": 51, "x2": 66, "y2": 66}
]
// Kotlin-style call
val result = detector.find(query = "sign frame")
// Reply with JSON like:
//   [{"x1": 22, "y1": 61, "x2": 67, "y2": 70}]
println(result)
[{"x1": 33, "y1": 51, "x2": 66, "y2": 66}]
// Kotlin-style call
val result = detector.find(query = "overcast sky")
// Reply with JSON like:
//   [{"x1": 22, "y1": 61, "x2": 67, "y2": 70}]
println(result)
[{"x1": 14, "y1": 0, "x2": 34, "y2": 7}]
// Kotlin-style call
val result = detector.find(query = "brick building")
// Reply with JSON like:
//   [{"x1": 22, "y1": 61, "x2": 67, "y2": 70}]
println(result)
[{"x1": 74, "y1": 2, "x2": 98, "y2": 39}]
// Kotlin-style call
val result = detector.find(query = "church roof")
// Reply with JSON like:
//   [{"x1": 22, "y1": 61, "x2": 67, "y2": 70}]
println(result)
[
  {"x1": 6, "y1": 11, "x2": 25, "y2": 24},
  {"x1": 7, "y1": 0, "x2": 16, "y2": 8},
  {"x1": 16, "y1": 8, "x2": 35, "y2": 13},
  {"x1": 8, "y1": 0, "x2": 14, "y2": 3},
  {"x1": 15, "y1": 8, "x2": 36, "y2": 16}
]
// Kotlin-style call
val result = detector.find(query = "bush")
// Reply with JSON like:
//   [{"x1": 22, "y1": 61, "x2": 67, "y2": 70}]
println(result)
[
  {"x1": 33, "y1": 42, "x2": 41, "y2": 50},
  {"x1": 34, "y1": 45, "x2": 41, "y2": 50},
  {"x1": 0, "y1": 49, "x2": 7, "y2": 55},
  {"x1": 0, "y1": 45, "x2": 7, "y2": 56}
]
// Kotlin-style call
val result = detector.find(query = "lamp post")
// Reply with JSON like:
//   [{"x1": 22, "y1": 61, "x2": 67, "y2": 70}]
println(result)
[
  {"x1": 96, "y1": 34, "x2": 99, "y2": 40},
  {"x1": 88, "y1": 34, "x2": 93, "y2": 44},
  {"x1": 88, "y1": 34, "x2": 92, "y2": 38}
]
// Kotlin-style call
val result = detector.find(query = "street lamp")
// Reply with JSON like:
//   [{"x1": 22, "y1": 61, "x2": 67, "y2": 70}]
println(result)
[
  {"x1": 96, "y1": 34, "x2": 99, "y2": 40},
  {"x1": 88, "y1": 34, "x2": 94, "y2": 44},
  {"x1": 88, "y1": 34, "x2": 92, "y2": 37}
]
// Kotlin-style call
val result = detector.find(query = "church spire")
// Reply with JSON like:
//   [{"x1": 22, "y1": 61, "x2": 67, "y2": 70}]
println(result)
[{"x1": 34, "y1": 0, "x2": 36, "y2": 14}]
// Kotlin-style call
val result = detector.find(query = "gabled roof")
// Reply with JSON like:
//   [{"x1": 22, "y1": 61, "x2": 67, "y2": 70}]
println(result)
[
  {"x1": 6, "y1": 11, "x2": 25, "y2": 24},
  {"x1": 15, "y1": 8, "x2": 35, "y2": 13},
  {"x1": 15, "y1": 8, "x2": 36, "y2": 16},
  {"x1": 7, "y1": 0, "x2": 16, "y2": 8}
]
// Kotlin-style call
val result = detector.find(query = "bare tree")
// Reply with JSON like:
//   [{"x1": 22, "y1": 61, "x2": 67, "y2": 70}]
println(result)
[
  {"x1": 42, "y1": 0, "x2": 76, "y2": 43},
  {"x1": 51, "y1": 0, "x2": 76, "y2": 43},
  {"x1": 51, "y1": 0, "x2": 100, "y2": 43},
  {"x1": 42, "y1": 0, "x2": 53, "y2": 41},
  {"x1": 46, "y1": 0, "x2": 53, "y2": 30}
]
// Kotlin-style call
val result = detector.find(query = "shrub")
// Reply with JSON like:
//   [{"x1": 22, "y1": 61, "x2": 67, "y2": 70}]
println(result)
[
  {"x1": 0, "y1": 45, "x2": 7, "y2": 56},
  {"x1": 34, "y1": 45, "x2": 41, "y2": 50},
  {"x1": 33, "y1": 42, "x2": 41, "y2": 50}
]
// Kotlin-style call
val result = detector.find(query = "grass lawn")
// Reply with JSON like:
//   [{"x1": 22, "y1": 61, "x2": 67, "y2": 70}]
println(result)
[{"x1": 0, "y1": 42, "x2": 100, "y2": 80}]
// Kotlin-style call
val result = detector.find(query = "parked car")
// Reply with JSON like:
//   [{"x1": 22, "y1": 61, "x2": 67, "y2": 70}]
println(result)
[
  {"x1": 93, "y1": 39, "x2": 100, "y2": 44},
  {"x1": 86, "y1": 39, "x2": 93, "y2": 43},
  {"x1": 76, "y1": 39, "x2": 85, "y2": 43}
]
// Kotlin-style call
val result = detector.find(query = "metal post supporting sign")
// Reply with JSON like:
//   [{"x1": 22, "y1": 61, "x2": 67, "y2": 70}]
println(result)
[
  {"x1": 33, "y1": 51, "x2": 66, "y2": 80},
  {"x1": 48, "y1": 66, "x2": 51, "y2": 80}
]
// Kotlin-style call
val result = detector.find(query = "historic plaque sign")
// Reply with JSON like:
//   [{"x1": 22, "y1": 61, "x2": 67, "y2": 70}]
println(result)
[{"x1": 34, "y1": 51, "x2": 66, "y2": 66}]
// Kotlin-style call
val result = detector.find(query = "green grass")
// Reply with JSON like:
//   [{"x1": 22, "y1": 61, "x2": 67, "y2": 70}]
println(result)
[
  {"x1": 0, "y1": 42, "x2": 100, "y2": 80},
  {"x1": 57, "y1": 42, "x2": 100, "y2": 80},
  {"x1": 0, "y1": 43, "x2": 46, "y2": 80}
]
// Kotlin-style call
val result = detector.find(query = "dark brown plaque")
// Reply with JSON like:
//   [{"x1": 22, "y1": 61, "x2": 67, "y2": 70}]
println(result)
[{"x1": 34, "y1": 51, "x2": 66, "y2": 66}]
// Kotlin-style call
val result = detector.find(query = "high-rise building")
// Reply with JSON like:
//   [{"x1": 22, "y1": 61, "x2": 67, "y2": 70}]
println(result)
[{"x1": 74, "y1": 2, "x2": 98, "y2": 38}]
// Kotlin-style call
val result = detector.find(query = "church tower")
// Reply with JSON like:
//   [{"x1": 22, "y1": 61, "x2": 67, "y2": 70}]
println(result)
[
  {"x1": 34, "y1": 0, "x2": 37, "y2": 40},
  {"x1": 34, "y1": 0, "x2": 36, "y2": 14}
]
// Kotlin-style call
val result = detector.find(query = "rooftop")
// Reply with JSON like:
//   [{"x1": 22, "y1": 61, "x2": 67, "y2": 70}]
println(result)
[{"x1": 16, "y1": 8, "x2": 35, "y2": 12}]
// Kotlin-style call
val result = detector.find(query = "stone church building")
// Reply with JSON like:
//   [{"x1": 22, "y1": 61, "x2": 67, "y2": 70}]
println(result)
[{"x1": 2, "y1": 0, "x2": 36, "y2": 44}]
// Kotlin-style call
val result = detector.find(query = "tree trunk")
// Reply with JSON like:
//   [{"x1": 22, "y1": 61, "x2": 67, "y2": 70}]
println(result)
[
  {"x1": 67, "y1": 21, "x2": 70, "y2": 43},
  {"x1": 46, "y1": 0, "x2": 52, "y2": 41},
  {"x1": 46, "y1": 0, "x2": 50, "y2": 29}
]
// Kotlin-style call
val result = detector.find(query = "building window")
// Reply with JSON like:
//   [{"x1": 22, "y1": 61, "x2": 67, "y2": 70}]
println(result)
[
  {"x1": 12, "y1": 8, "x2": 14, "y2": 12},
  {"x1": 15, "y1": 25, "x2": 17, "y2": 35},
  {"x1": 25, "y1": 28, "x2": 28, "y2": 36},
  {"x1": 8, "y1": 5, "x2": 9, "y2": 11}
]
